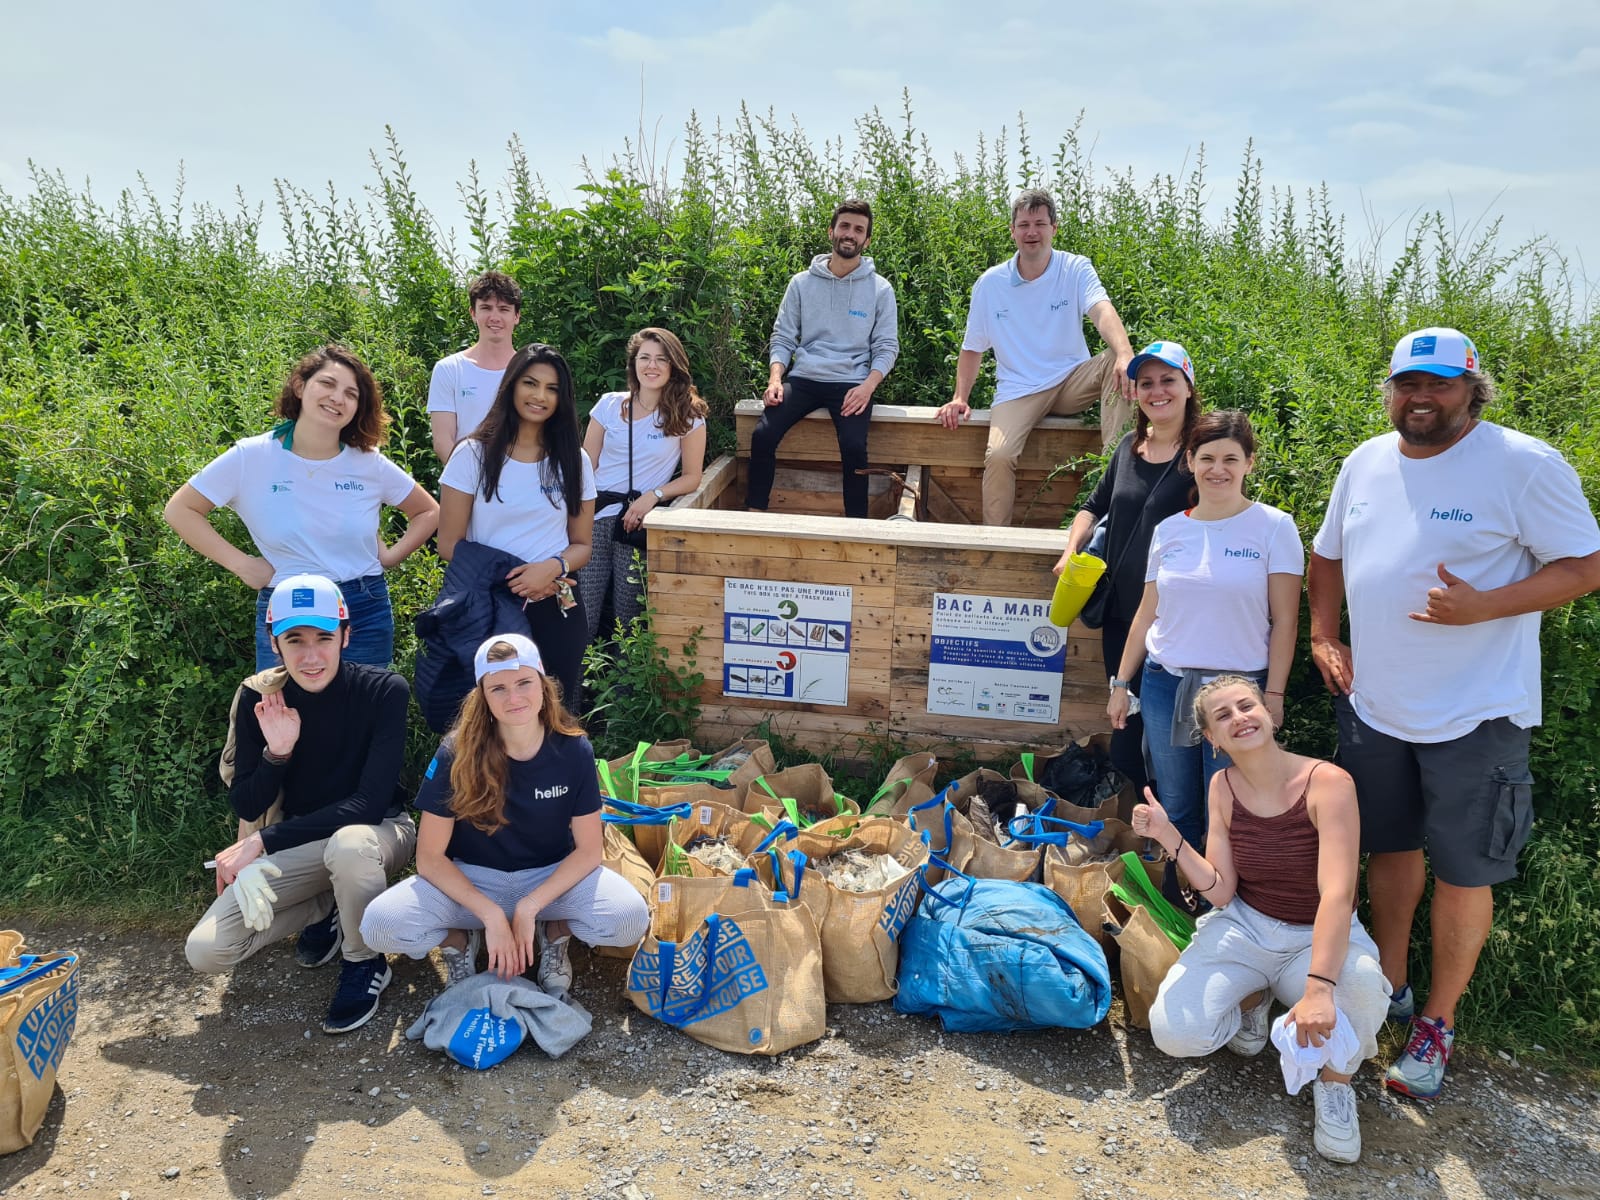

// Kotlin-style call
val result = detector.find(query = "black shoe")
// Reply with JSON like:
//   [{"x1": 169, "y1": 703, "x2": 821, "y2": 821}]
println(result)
[
  {"x1": 295, "y1": 903, "x2": 343, "y2": 968},
  {"x1": 323, "y1": 957, "x2": 392, "y2": 1035}
]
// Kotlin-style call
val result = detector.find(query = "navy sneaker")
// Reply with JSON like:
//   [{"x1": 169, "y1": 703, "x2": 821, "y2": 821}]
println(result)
[
  {"x1": 295, "y1": 903, "x2": 342, "y2": 968},
  {"x1": 323, "y1": 957, "x2": 392, "y2": 1035}
]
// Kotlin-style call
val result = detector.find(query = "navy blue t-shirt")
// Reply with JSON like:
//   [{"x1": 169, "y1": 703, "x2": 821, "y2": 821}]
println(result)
[{"x1": 415, "y1": 732, "x2": 602, "y2": 871}]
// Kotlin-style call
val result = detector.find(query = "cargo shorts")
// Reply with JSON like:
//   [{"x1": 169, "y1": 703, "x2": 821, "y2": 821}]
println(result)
[{"x1": 1334, "y1": 696, "x2": 1534, "y2": 888}]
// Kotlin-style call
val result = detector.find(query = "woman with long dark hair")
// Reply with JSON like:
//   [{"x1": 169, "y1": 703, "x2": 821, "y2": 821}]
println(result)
[
  {"x1": 437, "y1": 343, "x2": 596, "y2": 703},
  {"x1": 576, "y1": 327, "x2": 708, "y2": 640},
  {"x1": 164, "y1": 344, "x2": 438, "y2": 668},
  {"x1": 360, "y1": 634, "x2": 650, "y2": 992},
  {"x1": 1054, "y1": 341, "x2": 1199, "y2": 787},
  {"x1": 1107, "y1": 410, "x2": 1303, "y2": 850}
]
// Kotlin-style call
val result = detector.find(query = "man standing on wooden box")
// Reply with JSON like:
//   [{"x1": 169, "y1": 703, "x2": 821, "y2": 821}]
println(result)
[
  {"x1": 938, "y1": 188, "x2": 1136, "y2": 526},
  {"x1": 745, "y1": 199, "x2": 900, "y2": 519},
  {"x1": 1308, "y1": 327, "x2": 1600, "y2": 1101}
]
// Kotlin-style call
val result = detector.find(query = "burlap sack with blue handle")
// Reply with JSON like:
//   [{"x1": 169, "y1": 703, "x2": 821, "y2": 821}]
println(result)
[
  {"x1": 626, "y1": 872, "x2": 824, "y2": 1056},
  {"x1": 1, "y1": 931, "x2": 79, "y2": 1154}
]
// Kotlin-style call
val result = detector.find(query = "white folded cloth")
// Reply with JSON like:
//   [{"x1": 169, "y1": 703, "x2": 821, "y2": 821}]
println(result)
[{"x1": 1271, "y1": 1007, "x2": 1360, "y2": 1095}]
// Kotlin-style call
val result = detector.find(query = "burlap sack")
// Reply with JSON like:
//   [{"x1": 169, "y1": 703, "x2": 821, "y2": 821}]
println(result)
[
  {"x1": 860, "y1": 753, "x2": 940, "y2": 818},
  {"x1": 1012, "y1": 735, "x2": 1132, "y2": 821},
  {"x1": 940, "y1": 771, "x2": 1042, "y2": 882},
  {"x1": 1, "y1": 931, "x2": 79, "y2": 1154},
  {"x1": 659, "y1": 800, "x2": 766, "y2": 879},
  {"x1": 596, "y1": 823, "x2": 656, "y2": 960},
  {"x1": 700, "y1": 738, "x2": 778, "y2": 791},
  {"x1": 1102, "y1": 891, "x2": 1179, "y2": 1030},
  {"x1": 1042, "y1": 820, "x2": 1146, "y2": 951},
  {"x1": 627, "y1": 874, "x2": 825, "y2": 1055},
  {"x1": 754, "y1": 818, "x2": 929, "y2": 1003},
  {"x1": 905, "y1": 795, "x2": 976, "y2": 884},
  {"x1": 746, "y1": 764, "x2": 860, "y2": 828},
  {"x1": 599, "y1": 739, "x2": 698, "y2": 803}
]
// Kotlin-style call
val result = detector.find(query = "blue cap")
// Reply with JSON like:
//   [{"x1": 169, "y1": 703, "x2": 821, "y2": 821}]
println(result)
[{"x1": 1127, "y1": 340, "x2": 1195, "y2": 385}]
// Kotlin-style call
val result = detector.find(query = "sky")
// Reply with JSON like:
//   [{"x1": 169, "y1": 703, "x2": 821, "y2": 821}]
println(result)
[{"x1": 4, "y1": 0, "x2": 1598, "y2": 300}]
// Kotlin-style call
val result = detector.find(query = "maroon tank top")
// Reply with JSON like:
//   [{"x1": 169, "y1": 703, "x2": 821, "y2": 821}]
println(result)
[{"x1": 1226, "y1": 764, "x2": 1323, "y2": 926}]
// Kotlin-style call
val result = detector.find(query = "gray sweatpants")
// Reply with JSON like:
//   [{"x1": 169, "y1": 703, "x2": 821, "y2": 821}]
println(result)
[
  {"x1": 186, "y1": 816, "x2": 417, "y2": 971},
  {"x1": 1148, "y1": 897, "x2": 1390, "y2": 1076},
  {"x1": 359, "y1": 860, "x2": 650, "y2": 958}
]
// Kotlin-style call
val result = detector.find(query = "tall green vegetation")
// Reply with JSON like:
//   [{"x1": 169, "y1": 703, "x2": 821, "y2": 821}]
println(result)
[{"x1": 2, "y1": 103, "x2": 1596, "y2": 1054}]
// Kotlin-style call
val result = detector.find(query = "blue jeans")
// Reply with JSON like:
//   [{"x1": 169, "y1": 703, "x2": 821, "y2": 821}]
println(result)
[
  {"x1": 1140, "y1": 660, "x2": 1261, "y2": 851},
  {"x1": 254, "y1": 574, "x2": 395, "y2": 670}
]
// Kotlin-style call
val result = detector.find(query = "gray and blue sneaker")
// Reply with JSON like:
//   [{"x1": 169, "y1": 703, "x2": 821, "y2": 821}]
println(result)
[
  {"x1": 1385, "y1": 1015, "x2": 1454, "y2": 1100},
  {"x1": 1387, "y1": 982, "x2": 1414, "y2": 1023}
]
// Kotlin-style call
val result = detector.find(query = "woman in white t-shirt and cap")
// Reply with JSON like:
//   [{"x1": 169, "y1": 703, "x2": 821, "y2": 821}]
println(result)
[
  {"x1": 437, "y1": 343, "x2": 596, "y2": 705},
  {"x1": 1107, "y1": 409, "x2": 1304, "y2": 851},
  {"x1": 360, "y1": 633, "x2": 650, "y2": 994},
  {"x1": 576, "y1": 327, "x2": 708, "y2": 640},
  {"x1": 163, "y1": 344, "x2": 439, "y2": 670}
]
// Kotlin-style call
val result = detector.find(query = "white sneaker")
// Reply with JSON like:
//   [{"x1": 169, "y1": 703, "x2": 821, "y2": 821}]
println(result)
[
  {"x1": 1312, "y1": 1080, "x2": 1362, "y2": 1163},
  {"x1": 535, "y1": 923, "x2": 573, "y2": 996},
  {"x1": 440, "y1": 930, "x2": 481, "y2": 987},
  {"x1": 1226, "y1": 992, "x2": 1271, "y2": 1057}
]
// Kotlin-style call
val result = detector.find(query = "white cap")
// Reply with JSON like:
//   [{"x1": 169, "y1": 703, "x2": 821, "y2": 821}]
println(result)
[
  {"x1": 473, "y1": 633, "x2": 545, "y2": 682},
  {"x1": 1387, "y1": 327, "x2": 1479, "y2": 381},
  {"x1": 266, "y1": 574, "x2": 348, "y2": 634}
]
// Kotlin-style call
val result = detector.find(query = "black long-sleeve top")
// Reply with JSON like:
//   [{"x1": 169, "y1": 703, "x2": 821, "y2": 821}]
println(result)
[
  {"x1": 1079, "y1": 431, "x2": 1192, "y2": 624},
  {"x1": 229, "y1": 662, "x2": 410, "y2": 853}
]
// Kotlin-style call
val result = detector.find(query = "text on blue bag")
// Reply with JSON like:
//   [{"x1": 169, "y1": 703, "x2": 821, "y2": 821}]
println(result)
[
  {"x1": 629, "y1": 917, "x2": 768, "y2": 1027},
  {"x1": 17, "y1": 971, "x2": 78, "y2": 1081},
  {"x1": 445, "y1": 1006, "x2": 524, "y2": 1070}
]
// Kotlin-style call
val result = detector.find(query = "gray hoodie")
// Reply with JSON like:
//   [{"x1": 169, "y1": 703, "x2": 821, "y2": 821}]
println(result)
[{"x1": 769, "y1": 254, "x2": 899, "y2": 384}]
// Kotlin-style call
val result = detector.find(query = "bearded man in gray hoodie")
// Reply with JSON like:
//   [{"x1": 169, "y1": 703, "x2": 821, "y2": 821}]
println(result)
[{"x1": 745, "y1": 199, "x2": 900, "y2": 518}]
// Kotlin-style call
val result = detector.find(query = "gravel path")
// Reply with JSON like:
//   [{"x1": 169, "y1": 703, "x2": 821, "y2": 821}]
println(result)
[{"x1": 2, "y1": 921, "x2": 1597, "y2": 1199}]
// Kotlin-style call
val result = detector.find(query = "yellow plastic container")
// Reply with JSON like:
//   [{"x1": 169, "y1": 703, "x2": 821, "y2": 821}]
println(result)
[{"x1": 1049, "y1": 552, "x2": 1107, "y2": 627}]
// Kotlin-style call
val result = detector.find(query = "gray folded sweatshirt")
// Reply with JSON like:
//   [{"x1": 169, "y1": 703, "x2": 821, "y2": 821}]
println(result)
[
  {"x1": 769, "y1": 254, "x2": 899, "y2": 384},
  {"x1": 405, "y1": 972, "x2": 593, "y2": 1068}
]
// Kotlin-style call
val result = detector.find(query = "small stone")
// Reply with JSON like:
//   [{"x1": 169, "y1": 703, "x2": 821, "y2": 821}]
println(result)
[
  {"x1": 475, "y1": 1141, "x2": 491, "y2": 1155},
  {"x1": 163, "y1": 1167, "x2": 180, "y2": 1179},
  {"x1": 975, "y1": 1080, "x2": 988, "y2": 1091},
  {"x1": 368, "y1": 1087, "x2": 381, "y2": 1097}
]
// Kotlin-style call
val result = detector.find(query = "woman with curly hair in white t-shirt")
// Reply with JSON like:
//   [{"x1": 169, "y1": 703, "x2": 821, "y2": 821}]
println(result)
[
  {"x1": 163, "y1": 344, "x2": 439, "y2": 670},
  {"x1": 575, "y1": 327, "x2": 708, "y2": 641}
]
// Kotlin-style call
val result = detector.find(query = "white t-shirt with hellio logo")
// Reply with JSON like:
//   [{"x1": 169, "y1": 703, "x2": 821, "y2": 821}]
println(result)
[
  {"x1": 1313, "y1": 424, "x2": 1600, "y2": 742},
  {"x1": 427, "y1": 352, "x2": 506, "y2": 443},
  {"x1": 440, "y1": 438, "x2": 597, "y2": 564},
  {"x1": 960, "y1": 249, "x2": 1110, "y2": 405},
  {"x1": 588, "y1": 391, "x2": 705, "y2": 519},
  {"x1": 1144, "y1": 501, "x2": 1305, "y2": 672},
  {"x1": 188, "y1": 432, "x2": 418, "y2": 585}
]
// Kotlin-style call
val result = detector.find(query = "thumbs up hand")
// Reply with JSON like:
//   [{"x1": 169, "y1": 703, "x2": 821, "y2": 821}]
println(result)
[{"x1": 1409, "y1": 563, "x2": 1492, "y2": 626}]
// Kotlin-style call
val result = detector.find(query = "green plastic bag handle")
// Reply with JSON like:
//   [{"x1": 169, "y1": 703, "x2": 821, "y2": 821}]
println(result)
[
  {"x1": 1108, "y1": 851, "x2": 1196, "y2": 949},
  {"x1": 1019, "y1": 752, "x2": 1036, "y2": 783}
]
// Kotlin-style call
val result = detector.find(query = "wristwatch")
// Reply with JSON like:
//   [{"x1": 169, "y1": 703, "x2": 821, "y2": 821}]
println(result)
[
  {"x1": 652, "y1": 487, "x2": 665, "y2": 502},
  {"x1": 1109, "y1": 678, "x2": 1130, "y2": 691}
]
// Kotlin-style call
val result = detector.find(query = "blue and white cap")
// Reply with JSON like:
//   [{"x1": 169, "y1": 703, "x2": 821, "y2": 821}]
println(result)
[
  {"x1": 473, "y1": 633, "x2": 545, "y2": 683},
  {"x1": 1127, "y1": 340, "x2": 1195, "y2": 385},
  {"x1": 266, "y1": 574, "x2": 348, "y2": 634},
  {"x1": 1387, "y1": 327, "x2": 1479, "y2": 381}
]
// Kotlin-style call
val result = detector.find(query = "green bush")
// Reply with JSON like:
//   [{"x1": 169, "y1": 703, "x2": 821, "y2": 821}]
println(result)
[{"x1": 2, "y1": 103, "x2": 1596, "y2": 1056}]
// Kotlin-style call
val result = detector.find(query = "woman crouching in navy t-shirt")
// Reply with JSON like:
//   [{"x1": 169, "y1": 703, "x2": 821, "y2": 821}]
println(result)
[{"x1": 362, "y1": 634, "x2": 649, "y2": 994}]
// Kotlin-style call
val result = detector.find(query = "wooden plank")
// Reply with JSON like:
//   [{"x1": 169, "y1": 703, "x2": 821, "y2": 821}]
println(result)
[
  {"x1": 690, "y1": 685, "x2": 889, "y2": 719},
  {"x1": 648, "y1": 508, "x2": 1073, "y2": 553},
  {"x1": 893, "y1": 464, "x2": 922, "y2": 522},
  {"x1": 652, "y1": 532, "x2": 893, "y2": 564},
  {"x1": 660, "y1": 454, "x2": 739, "y2": 513},
  {"x1": 651, "y1": 550, "x2": 895, "y2": 588}
]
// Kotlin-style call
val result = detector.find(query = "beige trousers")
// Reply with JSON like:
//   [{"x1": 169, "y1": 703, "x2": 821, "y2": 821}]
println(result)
[
  {"x1": 982, "y1": 350, "x2": 1133, "y2": 526},
  {"x1": 186, "y1": 816, "x2": 417, "y2": 971}
]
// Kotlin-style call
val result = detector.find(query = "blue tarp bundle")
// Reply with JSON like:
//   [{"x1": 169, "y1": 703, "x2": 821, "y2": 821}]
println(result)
[{"x1": 894, "y1": 876, "x2": 1112, "y2": 1033}]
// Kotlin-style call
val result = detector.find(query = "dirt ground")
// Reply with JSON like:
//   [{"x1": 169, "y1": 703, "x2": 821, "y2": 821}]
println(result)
[{"x1": 2, "y1": 920, "x2": 1597, "y2": 1200}]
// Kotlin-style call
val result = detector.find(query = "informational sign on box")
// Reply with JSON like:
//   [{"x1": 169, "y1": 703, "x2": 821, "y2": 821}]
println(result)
[
  {"x1": 722, "y1": 578, "x2": 853, "y2": 706},
  {"x1": 926, "y1": 592, "x2": 1065, "y2": 723}
]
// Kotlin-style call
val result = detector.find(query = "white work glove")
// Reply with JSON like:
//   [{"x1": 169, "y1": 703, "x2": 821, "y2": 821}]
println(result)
[{"x1": 232, "y1": 861, "x2": 283, "y2": 932}]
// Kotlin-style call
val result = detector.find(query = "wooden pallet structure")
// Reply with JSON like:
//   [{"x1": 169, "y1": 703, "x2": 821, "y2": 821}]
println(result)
[{"x1": 643, "y1": 400, "x2": 1108, "y2": 758}]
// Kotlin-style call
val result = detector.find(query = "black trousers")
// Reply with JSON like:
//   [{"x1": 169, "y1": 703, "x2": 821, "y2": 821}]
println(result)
[
  {"x1": 523, "y1": 591, "x2": 588, "y2": 710},
  {"x1": 1100, "y1": 614, "x2": 1151, "y2": 793},
  {"x1": 745, "y1": 376, "x2": 872, "y2": 518}
]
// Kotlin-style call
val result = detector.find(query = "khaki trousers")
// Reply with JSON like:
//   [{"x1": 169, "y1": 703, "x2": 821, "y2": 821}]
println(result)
[
  {"x1": 982, "y1": 350, "x2": 1133, "y2": 526},
  {"x1": 186, "y1": 816, "x2": 417, "y2": 971}
]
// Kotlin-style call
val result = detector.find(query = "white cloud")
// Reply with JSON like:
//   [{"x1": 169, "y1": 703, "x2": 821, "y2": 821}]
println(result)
[
  {"x1": 1425, "y1": 67, "x2": 1522, "y2": 98},
  {"x1": 1323, "y1": 91, "x2": 1464, "y2": 122},
  {"x1": 1551, "y1": 46, "x2": 1600, "y2": 76},
  {"x1": 1330, "y1": 120, "x2": 1418, "y2": 145}
]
